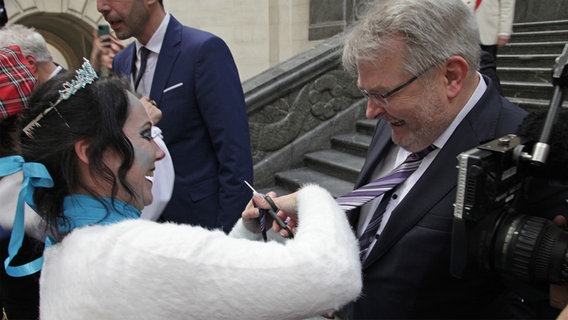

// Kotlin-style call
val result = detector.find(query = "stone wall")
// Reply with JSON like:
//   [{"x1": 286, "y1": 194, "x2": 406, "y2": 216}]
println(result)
[
  {"x1": 175, "y1": 0, "x2": 320, "y2": 80},
  {"x1": 3, "y1": 0, "x2": 321, "y2": 81}
]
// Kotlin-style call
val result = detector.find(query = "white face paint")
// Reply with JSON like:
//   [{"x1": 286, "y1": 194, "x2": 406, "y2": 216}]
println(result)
[{"x1": 108, "y1": 92, "x2": 165, "y2": 210}]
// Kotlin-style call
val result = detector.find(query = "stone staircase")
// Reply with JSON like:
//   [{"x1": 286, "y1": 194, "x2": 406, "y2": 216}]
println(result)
[
  {"x1": 254, "y1": 20, "x2": 568, "y2": 197},
  {"x1": 273, "y1": 116, "x2": 375, "y2": 198},
  {"x1": 500, "y1": 19, "x2": 568, "y2": 111}
]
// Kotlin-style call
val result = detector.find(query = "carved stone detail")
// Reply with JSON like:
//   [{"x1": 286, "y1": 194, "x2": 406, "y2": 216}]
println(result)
[{"x1": 248, "y1": 68, "x2": 361, "y2": 163}]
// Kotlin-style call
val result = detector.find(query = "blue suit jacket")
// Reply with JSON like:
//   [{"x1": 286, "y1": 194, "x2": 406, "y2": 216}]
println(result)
[
  {"x1": 348, "y1": 76, "x2": 533, "y2": 318},
  {"x1": 113, "y1": 16, "x2": 253, "y2": 232}
]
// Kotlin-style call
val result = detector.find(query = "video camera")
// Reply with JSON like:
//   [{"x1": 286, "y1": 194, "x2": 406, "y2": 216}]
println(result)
[{"x1": 451, "y1": 44, "x2": 568, "y2": 285}]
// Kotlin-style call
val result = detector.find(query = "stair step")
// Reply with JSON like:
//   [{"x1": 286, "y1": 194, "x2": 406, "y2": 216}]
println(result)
[
  {"x1": 510, "y1": 30, "x2": 568, "y2": 42},
  {"x1": 497, "y1": 54, "x2": 559, "y2": 68},
  {"x1": 501, "y1": 81, "x2": 554, "y2": 100},
  {"x1": 513, "y1": 20, "x2": 568, "y2": 32},
  {"x1": 331, "y1": 133, "x2": 372, "y2": 157},
  {"x1": 257, "y1": 185, "x2": 292, "y2": 197},
  {"x1": 275, "y1": 168, "x2": 354, "y2": 198},
  {"x1": 497, "y1": 67, "x2": 553, "y2": 83},
  {"x1": 508, "y1": 97, "x2": 568, "y2": 112},
  {"x1": 356, "y1": 118, "x2": 378, "y2": 135},
  {"x1": 304, "y1": 149, "x2": 365, "y2": 182},
  {"x1": 499, "y1": 41, "x2": 567, "y2": 55}
]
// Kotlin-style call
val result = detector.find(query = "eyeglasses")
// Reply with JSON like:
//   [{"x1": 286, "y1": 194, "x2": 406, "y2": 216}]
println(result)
[{"x1": 359, "y1": 63, "x2": 438, "y2": 107}]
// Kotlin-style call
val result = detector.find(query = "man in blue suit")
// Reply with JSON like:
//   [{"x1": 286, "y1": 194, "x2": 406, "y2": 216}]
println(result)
[
  {"x1": 97, "y1": 0, "x2": 253, "y2": 232},
  {"x1": 337, "y1": 0, "x2": 567, "y2": 318}
]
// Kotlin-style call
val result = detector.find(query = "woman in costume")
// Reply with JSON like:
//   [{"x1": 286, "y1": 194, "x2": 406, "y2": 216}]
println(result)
[{"x1": 7, "y1": 60, "x2": 361, "y2": 319}]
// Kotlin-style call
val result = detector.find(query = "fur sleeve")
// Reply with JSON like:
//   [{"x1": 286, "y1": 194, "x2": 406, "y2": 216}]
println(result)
[{"x1": 40, "y1": 184, "x2": 362, "y2": 320}]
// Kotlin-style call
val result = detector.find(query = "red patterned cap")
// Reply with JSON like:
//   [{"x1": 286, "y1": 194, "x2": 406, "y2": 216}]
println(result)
[{"x1": 0, "y1": 45, "x2": 36, "y2": 120}]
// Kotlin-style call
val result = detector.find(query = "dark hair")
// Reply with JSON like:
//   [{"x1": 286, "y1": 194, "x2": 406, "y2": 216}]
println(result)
[
  {"x1": 0, "y1": 0, "x2": 7, "y2": 28},
  {"x1": 20, "y1": 73, "x2": 137, "y2": 235},
  {"x1": 0, "y1": 115, "x2": 20, "y2": 157}
]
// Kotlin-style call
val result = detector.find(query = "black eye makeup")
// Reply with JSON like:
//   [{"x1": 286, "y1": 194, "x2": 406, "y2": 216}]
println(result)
[{"x1": 140, "y1": 128, "x2": 153, "y2": 141}]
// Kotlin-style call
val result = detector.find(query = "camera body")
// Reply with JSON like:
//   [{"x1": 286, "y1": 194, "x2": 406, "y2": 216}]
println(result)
[
  {"x1": 451, "y1": 134, "x2": 568, "y2": 285},
  {"x1": 454, "y1": 134, "x2": 523, "y2": 224}
]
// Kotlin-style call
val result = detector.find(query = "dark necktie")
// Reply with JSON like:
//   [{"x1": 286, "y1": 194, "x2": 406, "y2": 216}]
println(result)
[
  {"x1": 133, "y1": 46, "x2": 150, "y2": 90},
  {"x1": 335, "y1": 145, "x2": 436, "y2": 259}
]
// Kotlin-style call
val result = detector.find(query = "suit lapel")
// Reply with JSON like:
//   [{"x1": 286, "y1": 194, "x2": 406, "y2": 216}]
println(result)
[
  {"x1": 122, "y1": 45, "x2": 136, "y2": 86},
  {"x1": 150, "y1": 17, "x2": 182, "y2": 103},
  {"x1": 356, "y1": 122, "x2": 393, "y2": 188}
]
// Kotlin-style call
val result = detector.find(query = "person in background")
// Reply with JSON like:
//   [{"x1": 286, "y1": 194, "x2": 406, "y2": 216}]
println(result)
[
  {"x1": 98, "y1": 0, "x2": 254, "y2": 232},
  {"x1": 89, "y1": 26, "x2": 125, "y2": 76},
  {"x1": 473, "y1": 0, "x2": 516, "y2": 61},
  {"x1": 463, "y1": 0, "x2": 516, "y2": 93},
  {"x1": 0, "y1": 24, "x2": 63, "y2": 85},
  {"x1": 8, "y1": 64, "x2": 361, "y2": 318},
  {"x1": 0, "y1": 45, "x2": 40, "y2": 320}
]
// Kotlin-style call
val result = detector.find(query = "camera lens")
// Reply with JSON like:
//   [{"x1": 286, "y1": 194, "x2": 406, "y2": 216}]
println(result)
[{"x1": 491, "y1": 214, "x2": 568, "y2": 284}]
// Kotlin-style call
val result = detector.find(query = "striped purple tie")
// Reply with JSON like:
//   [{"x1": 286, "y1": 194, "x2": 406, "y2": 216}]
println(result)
[
  {"x1": 336, "y1": 145, "x2": 436, "y2": 258},
  {"x1": 336, "y1": 145, "x2": 436, "y2": 211}
]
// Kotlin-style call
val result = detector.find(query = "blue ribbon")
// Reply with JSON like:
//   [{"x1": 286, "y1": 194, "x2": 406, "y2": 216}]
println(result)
[{"x1": 0, "y1": 155, "x2": 53, "y2": 277}]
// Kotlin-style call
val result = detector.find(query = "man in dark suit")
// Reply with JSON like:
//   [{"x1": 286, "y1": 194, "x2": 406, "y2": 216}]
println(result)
[
  {"x1": 98, "y1": 0, "x2": 253, "y2": 232},
  {"x1": 337, "y1": 0, "x2": 567, "y2": 318}
]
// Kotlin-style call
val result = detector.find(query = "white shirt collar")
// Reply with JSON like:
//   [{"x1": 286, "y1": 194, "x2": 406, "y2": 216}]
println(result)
[{"x1": 432, "y1": 72, "x2": 487, "y2": 149}]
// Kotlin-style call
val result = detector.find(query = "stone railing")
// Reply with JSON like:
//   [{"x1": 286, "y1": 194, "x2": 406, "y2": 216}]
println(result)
[{"x1": 243, "y1": 33, "x2": 364, "y2": 188}]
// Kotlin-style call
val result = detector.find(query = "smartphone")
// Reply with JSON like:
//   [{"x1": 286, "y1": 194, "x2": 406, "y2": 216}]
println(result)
[
  {"x1": 97, "y1": 24, "x2": 110, "y2": 37},
  {"x1": 97, "y1": 24, "x2": 111, "y2": 47}
]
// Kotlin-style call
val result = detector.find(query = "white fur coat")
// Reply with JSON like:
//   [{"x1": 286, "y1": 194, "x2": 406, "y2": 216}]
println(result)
[{"x1": 39, "y1": 185, "x2": 362, "y2": 320}]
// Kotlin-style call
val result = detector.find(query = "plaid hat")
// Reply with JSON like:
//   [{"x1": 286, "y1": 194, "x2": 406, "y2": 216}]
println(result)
[{"x1": 0, "y1": 45, "x2": 36, "y2": 120}]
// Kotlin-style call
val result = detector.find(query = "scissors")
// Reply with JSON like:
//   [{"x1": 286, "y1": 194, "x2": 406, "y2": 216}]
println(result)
[{"x1": 244, "y1": 180, "x2": 294, "y2": 241}]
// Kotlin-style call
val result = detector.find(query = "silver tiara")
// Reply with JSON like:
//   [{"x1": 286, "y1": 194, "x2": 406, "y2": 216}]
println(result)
[{"x1": 23, "y1": 58, "x2": 98, "y2": 138}]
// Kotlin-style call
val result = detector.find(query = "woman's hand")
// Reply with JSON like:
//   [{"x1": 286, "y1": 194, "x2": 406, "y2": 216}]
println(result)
[
  {"x1": 241, "y1": 191, "x2": 299, "y2": 237},
  {"x1": 270, "y1": 192, "x2": 299, "y2": 237}
]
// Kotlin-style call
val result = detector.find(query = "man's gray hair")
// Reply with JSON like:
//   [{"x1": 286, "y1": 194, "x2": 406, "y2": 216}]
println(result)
[
  {"x1": 0, "y1": 24, "x2": 53, "y2": 62},
  {"x1": 342, "y1": 0, "x2": 480, "y2": 76}
]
